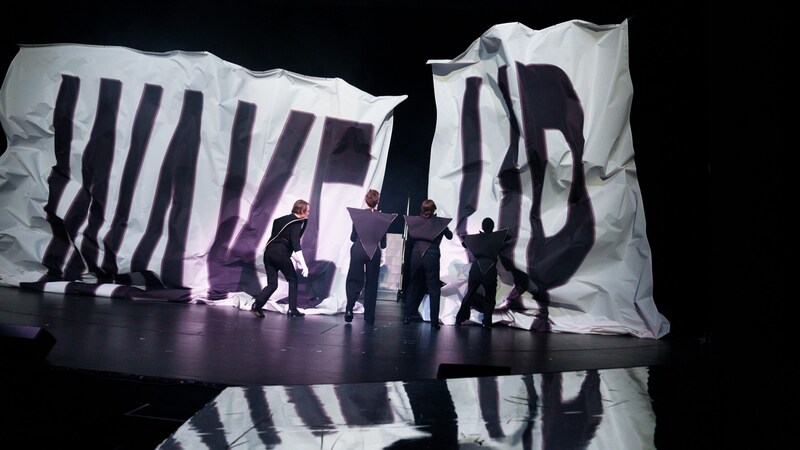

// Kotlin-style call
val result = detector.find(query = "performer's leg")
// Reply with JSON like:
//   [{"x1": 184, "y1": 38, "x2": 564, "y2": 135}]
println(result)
[
  {"x1": 456, "y1": 264, "x2": 481, "y2": 324},
  {"x1": 344, "y1": 245, "x2": 366, "y2": 322},
  {"x1": 363, "y1": 251, "x2": 381, "y2": 324},
  {"x1": 424, "y1": 254, "x2": 442, "y2": 329},
  {"x1": 455, "y1": 292, "x2": 472, "y2": 324},
  {"x1": 403, "y1": 268, "x2": 422, "y2": 323},
  {"x1": 252, "y1": 253, "x2": 279, "y2": 317},
  {"x1": 254, "y1": 267, "x2": 279, "y2": 308},
  {"x1": 482, "y1": 268, "x2": 498, "y2": 328},
  {"x1": 277, "y1": 257, "x2": 303, "y2": 316}
]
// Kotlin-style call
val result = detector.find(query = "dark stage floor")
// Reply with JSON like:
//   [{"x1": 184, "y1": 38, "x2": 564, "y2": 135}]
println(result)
[{"x1": 0, "y1": 286, "x2": 715, "y2": 449}]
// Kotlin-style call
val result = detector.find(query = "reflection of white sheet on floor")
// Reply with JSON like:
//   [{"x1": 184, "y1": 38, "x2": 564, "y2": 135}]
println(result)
[{"x1": 157, "y1": 367, "x2": 655, "y2": 449}]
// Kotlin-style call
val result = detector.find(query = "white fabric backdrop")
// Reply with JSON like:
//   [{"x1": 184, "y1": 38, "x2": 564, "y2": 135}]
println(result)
[
  {"x1": 0, "y1": 21, "x2": 670, "y2": 338},
  {"x1": 0, "y1": 44, "x2": 406, "y2": 315},
  {"x1": 424, "y1": 20, "x2": 669, "y2": 338}
]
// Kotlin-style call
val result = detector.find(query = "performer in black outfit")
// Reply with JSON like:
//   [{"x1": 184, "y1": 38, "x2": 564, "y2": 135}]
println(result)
[
  {"x1": 251, "y1": 199, "x2": 310, "y2": 318},
  {"x1": 344, "y1": 189, "x2": 398, "y2": 324},
  {"x1": 456, "y1": 217, "x2": 511, "y2": 328},
  {"x1": 403, "y1": 199, "x2": 453, "y2": 329}
]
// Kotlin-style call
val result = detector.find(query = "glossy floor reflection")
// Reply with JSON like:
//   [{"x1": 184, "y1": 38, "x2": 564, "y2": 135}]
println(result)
[
  {"x1": 0, "y1": 286, "x2": 713, "y2": 448},
  {"x1": 160, "y1": 368, "x2": 657, "y2": 449}
]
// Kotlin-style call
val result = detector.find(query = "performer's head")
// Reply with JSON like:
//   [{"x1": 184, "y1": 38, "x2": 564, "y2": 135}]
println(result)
[
  {"x1": 292, "y1": 199, "x2": 310, "y2": 218},
  {"x1": 421, "y1": 199, "x2": 437, "y2": 218},
  {"x1": 365, "y1": 189, "x2": 380, "y2": 209},
  {"x1": 481, "y1": 217, "x2": 494, "y2": 233}
]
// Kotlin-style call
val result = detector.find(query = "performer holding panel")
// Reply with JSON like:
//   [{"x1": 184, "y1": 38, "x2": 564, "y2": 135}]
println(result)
[
  {"x1": 345, "y1": 189, "x2": 398, "y2": 324},
  {"x1": 457, "y1": 217, "x2": 511, "y2": 328},
  {"x1": 251, "y1": 199, "x2": 310, "y2": 318},
  {"x1": 403, "y1": 199, "x2": 453, "y2": 329}
]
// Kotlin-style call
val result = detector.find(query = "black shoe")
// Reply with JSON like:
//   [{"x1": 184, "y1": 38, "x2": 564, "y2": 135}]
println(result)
[
  {"x1": 344, "y1": 310, "x2": 353, "y2": 322},
  {"x1": 482, "y1": 323, "x2": 492, "y2": 329},
  {"x1": 251, "y1": 305, "x2": 265, "y2": 318},
  {"x1": 288, "y1": 309, "x2": 305, "y2": 317},
  {"x1": 431, "y1": 322, "x2": 440, "y2": 330}
]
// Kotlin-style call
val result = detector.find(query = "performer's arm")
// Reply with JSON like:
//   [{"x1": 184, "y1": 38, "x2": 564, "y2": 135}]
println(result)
[
  {"x1": 443, "y1": 227, "x2": 453, "y2": 240},
  {"x1": 289, "y1": 221, "x2": 304, "y2": 252}
]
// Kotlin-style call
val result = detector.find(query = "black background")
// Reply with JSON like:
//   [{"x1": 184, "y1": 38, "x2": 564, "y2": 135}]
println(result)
[{"x1": 1, "y1": 1, "x2": 711, "y2": 340}]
